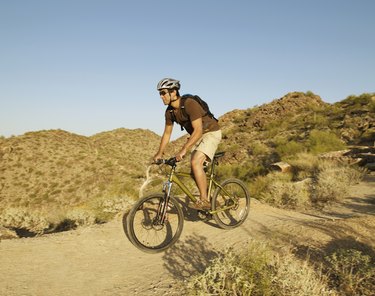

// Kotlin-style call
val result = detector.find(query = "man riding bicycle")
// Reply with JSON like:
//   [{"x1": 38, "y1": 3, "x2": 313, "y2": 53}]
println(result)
[{"x1": 153, "y1": 78, "x2": 222, "y2": 210}]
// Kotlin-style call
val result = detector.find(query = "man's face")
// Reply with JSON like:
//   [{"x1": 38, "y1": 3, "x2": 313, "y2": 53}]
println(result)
[{"x1": 159, "y1": 89, "x2": 175, "y2": 105}]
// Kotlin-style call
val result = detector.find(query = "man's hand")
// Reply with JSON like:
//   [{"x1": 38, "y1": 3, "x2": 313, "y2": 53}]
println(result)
[
  {"x1": 153, "y1": 153, "x2": 163, "y2": 164},
  {"x1": 175, "y1": 147, "x2": 187, "y2": 162}
]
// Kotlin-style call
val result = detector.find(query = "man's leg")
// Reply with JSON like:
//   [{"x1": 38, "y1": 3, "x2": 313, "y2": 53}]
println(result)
[{"x1": 191, "y1": 150, "x2": 208, "y2": 202}]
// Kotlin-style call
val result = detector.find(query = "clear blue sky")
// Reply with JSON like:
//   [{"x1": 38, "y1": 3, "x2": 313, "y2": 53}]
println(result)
[{"x1": 1, "y1": 0, "x2": 374, "y2": 139}]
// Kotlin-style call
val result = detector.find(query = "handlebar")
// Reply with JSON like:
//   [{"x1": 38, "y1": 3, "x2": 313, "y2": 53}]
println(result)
[{"x1": 153, "y1": 157, "x2": 178, "y2": 167}]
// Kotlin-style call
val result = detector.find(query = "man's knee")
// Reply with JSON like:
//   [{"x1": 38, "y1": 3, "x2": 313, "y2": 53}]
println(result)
[{"x1": 191, "y1": 151, "x2": 206, "y2": 170}]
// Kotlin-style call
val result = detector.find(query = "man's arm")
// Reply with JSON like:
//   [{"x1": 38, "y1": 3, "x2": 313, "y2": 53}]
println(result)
[
  {"x1": 154, "y1": 123, "x2": 173, "y2": 161},
  {"x1": 175, "y1": 118, "x2": 203, "y2": 161}
]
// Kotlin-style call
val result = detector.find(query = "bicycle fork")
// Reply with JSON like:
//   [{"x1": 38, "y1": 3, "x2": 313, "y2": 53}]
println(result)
[{"x1": 156, "y1": 180, "x2": 173, "y2": 224}]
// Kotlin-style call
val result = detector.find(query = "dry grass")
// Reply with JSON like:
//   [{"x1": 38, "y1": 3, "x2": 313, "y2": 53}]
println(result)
[
  {"x1": 188, "y1": 242, "x2": 375, "y2": 295},
  {"x1": 187, "y1": 240, "x2": 335, "y2": 295},
  {"x1": 325, "y1": 249, "x2": 375, "y2": 296},
  {"x1": 251, "y1": 155, "x2": 364, "y2": 209},
  {"x1": 312, "y1": 161, "x2": 363, "y2": 203}
]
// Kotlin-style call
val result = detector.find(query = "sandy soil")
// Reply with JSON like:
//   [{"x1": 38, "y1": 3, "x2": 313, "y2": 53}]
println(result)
[{"x1": 1, "y1": 174, "x2": 374, "y2": 296}]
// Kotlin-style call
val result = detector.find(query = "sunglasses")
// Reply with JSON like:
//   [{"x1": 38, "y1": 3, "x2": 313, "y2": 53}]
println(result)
[{"x1": 159, "y1": 90, "x2": 168, "y2": 96}]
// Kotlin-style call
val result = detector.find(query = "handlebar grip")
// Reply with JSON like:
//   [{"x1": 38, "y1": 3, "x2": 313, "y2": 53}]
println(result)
[
  {"x1": 154, "y1": 159, "x2": 164, "y2": 165},
  {"x1": 153, "y1": 157, "x2": 177, "y2": 166}
]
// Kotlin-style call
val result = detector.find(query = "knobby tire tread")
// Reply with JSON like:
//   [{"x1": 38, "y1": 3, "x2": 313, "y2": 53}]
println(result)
[
  {"x1": 212, "y1": 178, "x2": 250, "y2": 229},
  {"x1": 126, "y1": 194, "x2": 184, "y2": 253}
]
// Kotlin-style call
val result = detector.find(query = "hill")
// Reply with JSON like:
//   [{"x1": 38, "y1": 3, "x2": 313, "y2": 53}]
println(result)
[
  {"x1": 0, "y1": 92, "x2": 374, "y2": 237},
  {"x1": 0, "y1": 128, "x2": 161, "y2": 235},
  {"x1": 216, "y1": 92, "x2": 374, "y2": 178}
]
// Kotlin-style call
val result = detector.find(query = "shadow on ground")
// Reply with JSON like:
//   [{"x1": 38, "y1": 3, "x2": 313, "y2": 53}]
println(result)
[{"x1": 162, "y1": 233, "x2": 220, "y2": 280}]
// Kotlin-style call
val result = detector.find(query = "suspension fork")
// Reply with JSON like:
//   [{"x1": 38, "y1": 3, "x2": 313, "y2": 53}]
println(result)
[{"x1": 157, "y1": 172, "x2": 174, "y2": 224}]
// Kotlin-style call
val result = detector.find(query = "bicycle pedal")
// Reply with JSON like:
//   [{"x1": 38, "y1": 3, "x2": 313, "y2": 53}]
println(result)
[{"x1": 197, "y1": 210, "x2": 212, "y2": 221}]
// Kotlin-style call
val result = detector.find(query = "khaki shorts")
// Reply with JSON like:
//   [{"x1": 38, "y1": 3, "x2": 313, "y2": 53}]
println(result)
[{"x1": 192, "y1": 130, "x2": 222, "y2": 160}]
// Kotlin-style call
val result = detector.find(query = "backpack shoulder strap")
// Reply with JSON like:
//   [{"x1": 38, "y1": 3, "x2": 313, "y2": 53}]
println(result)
[
  {"x1": 166, "y1": 102, "x2": 186, "y2": 131},
  {"x1": 179, "y1": 94, "x2": 191, "y2": 117},
  {"x1": 166, "y1": 105, "x2": 177, "y2": 123}
]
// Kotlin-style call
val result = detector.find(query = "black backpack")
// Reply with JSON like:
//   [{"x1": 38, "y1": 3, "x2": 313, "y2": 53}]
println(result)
[{"x1": 168, "y1": 94, "x2": 218, "y2": 131}]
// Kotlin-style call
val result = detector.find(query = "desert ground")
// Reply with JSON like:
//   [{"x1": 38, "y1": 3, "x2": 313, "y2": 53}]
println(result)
[{"x1": 1, "y1": 173, "x2": 374, "y2": 296}]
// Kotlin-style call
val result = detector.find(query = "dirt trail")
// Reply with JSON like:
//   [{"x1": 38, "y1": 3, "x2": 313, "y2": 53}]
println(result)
[{"x1": 1, "y1": 174, "x2": 374, "y2": 296}]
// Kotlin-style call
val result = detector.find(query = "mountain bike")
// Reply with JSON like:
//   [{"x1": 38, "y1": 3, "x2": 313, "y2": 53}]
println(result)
[{"x1": 126, "y1": 152, "x2": 250, "y2": 253}]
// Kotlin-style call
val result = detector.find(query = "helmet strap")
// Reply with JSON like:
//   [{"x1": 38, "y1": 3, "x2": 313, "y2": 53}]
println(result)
[{"x1": 168, "y1": 89, "x2": 179, "y2": 105}]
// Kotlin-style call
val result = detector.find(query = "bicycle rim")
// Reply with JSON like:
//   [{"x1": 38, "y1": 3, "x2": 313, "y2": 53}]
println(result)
[
  {"x1": 126, "y1": 194, "x2": 184, "y2": 253},
  {"x1": 212, "y1": 178, "x2": 250, "y2": 229}
]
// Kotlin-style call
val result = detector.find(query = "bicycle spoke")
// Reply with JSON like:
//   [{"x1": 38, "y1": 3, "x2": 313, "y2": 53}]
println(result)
[
  {"x1": 212, "y1": 179, "x2": 250, "y2": 229},
  {"x1": 127, "y1": 194, "x2": 184, "y2": 253}
]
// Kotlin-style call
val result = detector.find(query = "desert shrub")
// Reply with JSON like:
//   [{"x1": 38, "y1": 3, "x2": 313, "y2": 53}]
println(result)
[
  {"x1": 273, "y1": 251, "x2": 333, "y2": 296},
  {"x1": 0, "y1": 207, "x2": 50, "y2": 234},
  {"x1": 252, "y1": 172, "x2": 311, "y2": 209},
  {"x1": 248, "y1": 141, "x2": 270, "y2": 156},
  {"x1": 65, "y1": 207, "x2": 97, "y2": 227},
  {"x1": 86, "y1": 195, "x2": 134, "y2": 222},
  {"x1": 361, "y1": 128, "x2": 375, "y2": 144},
  {"x1": 312, "y1": 162, "x2": 363, "y2": 203},
  {"x1": 340, "y1": 93, "x2": 374, "y2": 109},
  {"x1": 325, "y1": 249, "x2": 375, "y2": 296},
  {"x1": 217, "y1": 161, "x2": 264, "y2": 182},
  {"x1": 263, "y1": 119, "x2": 289, "y2": 138},
  {"x1": 233, "y1": 162, "x2": 264, "y2": 181},
  {"x1": 274, "y1": 138, "x2": 305, "y2": 159},
  {"x1": 305, "y1": 90, "x2": 316, "y2": 97},
  {"x1": 287, "y1": 153, "x2": 320, "y2": 180},
  {"x1": 308, "y1": 130, "x2": 346, "y2": 154},
  {"x1": 187, "y1": 243, "x2": 273, "y2": 295},
  {"x1": 251, "y1": 156, "x2": 363, "y2": 207},
  {"x1": 187, "y1": 240, "x2": 334, "y2": 295},
  {"x1": 312, "y1": 113, "x2": 330, "y2": 128}
]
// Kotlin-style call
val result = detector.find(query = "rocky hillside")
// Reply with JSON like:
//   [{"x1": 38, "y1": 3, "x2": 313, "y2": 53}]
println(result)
[
  {"x1": 220, "y1": 91, "x2": 327, "y2": 130},
  {"x1": 216, "y1": 92, "x2": 374, "y2": 177}
]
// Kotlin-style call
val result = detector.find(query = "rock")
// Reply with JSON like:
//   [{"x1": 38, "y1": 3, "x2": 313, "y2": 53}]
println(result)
[
  {"x1": 270, "y1": 162, "x2": 292, "y2": 173},
  {"x1": 0, "y1": 227, "x2": 19, "y2": 240}
]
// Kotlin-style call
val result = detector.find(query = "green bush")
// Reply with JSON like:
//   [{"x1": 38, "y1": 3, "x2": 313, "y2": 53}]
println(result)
[
  {"x1": 248, "y1": 141, "x2": 270, "y2": 156},
  {"x1": 263, "y1": 119, "x2": 289, "y2": 138},
  {"x1": 274, "y1": 138, "x2": 306, "y2": 159},
  {"x1": 216, "y1": 161, "x2": 264, "y2": 182},
  {"x1": 307, "y1": 130, "x2": 346, "y2": 154},
  {"x1": 287, "y1": 153, "x2": 320, "y2": 180},
  {"x1": 341, "y1": 93, "x2": 374, "y2": 108}
]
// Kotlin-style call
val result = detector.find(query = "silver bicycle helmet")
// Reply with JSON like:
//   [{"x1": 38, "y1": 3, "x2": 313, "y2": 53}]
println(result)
[{"x1": 157, "y1": 78, "x2": 180, "y2": 90}]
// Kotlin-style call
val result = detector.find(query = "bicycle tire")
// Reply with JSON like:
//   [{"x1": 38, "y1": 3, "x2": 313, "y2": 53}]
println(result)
[
  {"x1": 126, "y1": 193, "x2": 184, "y2": 253},
  {"x1": 212, "y1": 178, "x2": 250, "y2": 229}
]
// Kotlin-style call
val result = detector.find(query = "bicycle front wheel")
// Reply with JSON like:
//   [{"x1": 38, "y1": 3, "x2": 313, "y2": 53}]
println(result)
[
  {"x1": 126, "y1": 193, "x2": 184, "y2": 253},
  {"x1": 212, "y1": 178, "x2": 250, "y2": 229}
]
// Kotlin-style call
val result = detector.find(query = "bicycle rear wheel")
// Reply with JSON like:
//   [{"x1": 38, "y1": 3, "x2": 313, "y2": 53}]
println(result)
[
  {"x1": 212, "y1": 178, "x2": 250, "y2": 229},
  {"x1": 126, "y1": 193, "x2": 184, "y2": 253}
]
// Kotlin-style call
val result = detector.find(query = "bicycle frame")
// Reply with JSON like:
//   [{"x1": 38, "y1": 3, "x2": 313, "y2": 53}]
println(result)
[
  {"x1": 168, "y1": 171, "x2": 219, "y2": 203},
  {"x1": 162, "y1": 158, "x2": 233, "y2": 215},
  {"x1": 127, "y1": 153, "x2": 250, "y2": 253}
]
